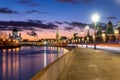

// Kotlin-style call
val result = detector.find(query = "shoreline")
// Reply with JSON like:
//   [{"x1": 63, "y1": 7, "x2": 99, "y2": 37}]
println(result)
[{"x1": 0, "y1": 45, "x2": 21, "y2": 49}]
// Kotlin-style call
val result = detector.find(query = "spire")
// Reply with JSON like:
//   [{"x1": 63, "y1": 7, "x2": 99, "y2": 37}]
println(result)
[
  {"x1": 107, "y1": 21, "x2": 113, "y2": 29},
  {"x1": 106, "y1": 21, "x2": 114, "y2": 34},
  {"x1": 56, "y1": 27, "x2": 59, "y2": 35},
  {"x1": 56, "y1": 27, "x2": 60, "y2": 42}
]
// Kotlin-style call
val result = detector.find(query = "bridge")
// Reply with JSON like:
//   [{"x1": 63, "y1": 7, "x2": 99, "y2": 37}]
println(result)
[{"x1": 20, "y1": 42, "x2": 42, "y2": 45}]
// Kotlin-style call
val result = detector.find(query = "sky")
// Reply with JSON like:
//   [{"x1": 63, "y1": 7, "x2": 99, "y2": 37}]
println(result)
[{"x1": 0, "y1": 0, "x2": 120, "y2": 40}]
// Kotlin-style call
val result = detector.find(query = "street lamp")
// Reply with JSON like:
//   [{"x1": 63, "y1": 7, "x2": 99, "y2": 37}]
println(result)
[{"x1": 91, "y1": 13, "x2": 100, "y2": 49}]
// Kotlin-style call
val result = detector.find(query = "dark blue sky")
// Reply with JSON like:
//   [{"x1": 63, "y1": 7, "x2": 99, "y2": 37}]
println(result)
[{"x1": 0, "y1": 0, "x2": 120, "y2": 24}]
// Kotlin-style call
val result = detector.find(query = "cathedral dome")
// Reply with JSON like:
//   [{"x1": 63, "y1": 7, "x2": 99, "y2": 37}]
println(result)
[{"x1": 12, "y1": 29, "x2": 17, "y2": 32}]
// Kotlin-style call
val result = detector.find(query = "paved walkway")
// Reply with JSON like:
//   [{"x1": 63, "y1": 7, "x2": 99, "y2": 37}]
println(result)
[{"x1": 57, "y1": 47, "x2": 120, "y2": 80}]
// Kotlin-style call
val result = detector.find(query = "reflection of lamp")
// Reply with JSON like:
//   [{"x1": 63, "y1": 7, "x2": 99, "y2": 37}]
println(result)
[
  {"x1": 114, "y1": 29, "x2": 119, "y2": 43},
  {"x1": 102, "y1": 33, "x2": 106, "y2": 42},
  {"x1": 92, "y1": 13, "x2": 100, "y2": 49},
  {"x1": 44, "y1": 41, "x2": 47, "y2": 45}
]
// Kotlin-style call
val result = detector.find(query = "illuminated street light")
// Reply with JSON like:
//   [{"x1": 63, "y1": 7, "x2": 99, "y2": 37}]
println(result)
[
  {"x1": 91, "y1": 13, "x2": 100, "y2": 49},
  {"x1": 92, "y1": 13, "x2": 100, "y2": 22}
]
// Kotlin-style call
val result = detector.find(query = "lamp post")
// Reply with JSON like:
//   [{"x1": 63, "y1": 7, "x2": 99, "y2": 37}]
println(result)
[{"x1": 91, "y1": 13, "x2": 100, "y2": 49}]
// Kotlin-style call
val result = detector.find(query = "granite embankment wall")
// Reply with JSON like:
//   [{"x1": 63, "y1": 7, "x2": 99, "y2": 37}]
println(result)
[{"x1": 31, "y1": 48, "x2": 77, "y2": 80}]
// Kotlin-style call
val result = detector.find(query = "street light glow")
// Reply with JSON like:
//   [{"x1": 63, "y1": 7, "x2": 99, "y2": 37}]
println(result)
[
  {"x1": 91, "y1": 13, "x2": 100, "y2": 49},
  {"x1": 91, "y1": 13, "x2": 100, "y2": 22}
]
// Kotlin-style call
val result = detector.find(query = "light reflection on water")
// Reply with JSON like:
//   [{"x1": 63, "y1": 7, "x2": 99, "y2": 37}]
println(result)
[{"x1": 0, "y1": 46, "x2": 68, "y2": 80}]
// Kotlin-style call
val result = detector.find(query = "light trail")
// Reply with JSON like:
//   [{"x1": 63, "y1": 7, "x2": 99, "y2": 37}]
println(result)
[{"x1": 77, "y1": 44, "x2": 120, "y2": 53}]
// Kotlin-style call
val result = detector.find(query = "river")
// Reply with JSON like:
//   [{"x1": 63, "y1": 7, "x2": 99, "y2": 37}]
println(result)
[{"x1": 0, "y1": 46, "x2": 69, "y2": 80}]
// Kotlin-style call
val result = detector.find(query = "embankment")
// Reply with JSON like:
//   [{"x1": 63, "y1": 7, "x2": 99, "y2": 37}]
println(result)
[{"x1": 31, "y1": 48, "x2": 77, "y2": 80}]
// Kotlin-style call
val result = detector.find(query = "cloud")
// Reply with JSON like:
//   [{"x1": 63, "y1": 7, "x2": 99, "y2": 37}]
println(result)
[
  {"x1": 107, "y1": 16, "x2": 117, "y2": 20},
  {"x1": 57, "y1": 0, "x2": 79, "y2": 3},
  {"x1": 0, "y1": 20, "x2": 58, "y2": 31},
  {"x1": 115, "y1": 0, "x2": 120, "y2": 4},
  {"x1": 28, "y1": 3, "x2": 39, "y2": 7},
  {"x1": 17, "y1": 0, "x2": 39, "y2": 7},
  {"x1": 64, "y1": 21, "x2": 70, "y2": 24},
  {"x1": 18, "y1": 0, "x2": 31, "y2": 4},
  {"x1": 64, "y1": 27, "x2": 74, "y2": 31},
  {"x1": 27, "y1": 19, "x2": 43, "y2": 24},
  {"x1": 0, "y1": 7, "x2": 19, "y2": 14},
  {"x1": 57, "y1": 0, "x2": 92, "y2": 4},
  {"x1": 70, "y1": 22, "x2": 87, "y2": 29},
  {"x1": 0, "y1": 8, "x2": 48, "y2": 15},
  {"x1": 25, "y1": 10, "x2": 49, "y2": 14},
  {"x1": 63, "y1": 21, "x2": 87, "y2": 30},
  {"x1": 27, "y1": 30, "x2": 38, "y2": 36},
  {"x1": 55, "y1": 21, "x2": 63, "y2": 24}
]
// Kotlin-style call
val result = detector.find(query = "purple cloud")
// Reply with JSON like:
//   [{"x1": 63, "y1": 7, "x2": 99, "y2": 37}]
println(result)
[
  {"x1": 0, "y1": 7, "x2": 19, "y2": 14},
  {"x1": 25, "y1": 10, "x2": 49, "y2": 14},
  {"x1": 17, "y1": 0, "x2": 39, "y2": 7},
  {"x1": 57, "y1": 0, "x2": 92, "y2": 3}
]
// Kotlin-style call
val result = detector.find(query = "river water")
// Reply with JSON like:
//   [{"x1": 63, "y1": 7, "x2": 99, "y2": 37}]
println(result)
[{"x1": 0, "y1": 46, "x2": 69, "y2": 80}]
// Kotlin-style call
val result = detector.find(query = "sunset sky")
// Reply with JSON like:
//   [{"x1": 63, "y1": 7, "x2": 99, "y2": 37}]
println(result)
[{"x1": 0, "y1": 0, "x2": 120, "y2": 40}]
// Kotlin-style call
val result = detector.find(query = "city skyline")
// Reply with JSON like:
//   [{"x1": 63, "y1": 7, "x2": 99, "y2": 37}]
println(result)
[{"x1": 0, "y1": 0, "x2": 120, "y2": 40}]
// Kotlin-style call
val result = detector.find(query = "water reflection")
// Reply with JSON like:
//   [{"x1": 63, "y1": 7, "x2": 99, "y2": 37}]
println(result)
[
  {"x1": 44, "y1": 46, "x2": 47, "y2": 67},
  {"x1": 0, "y1": 46, "x2": 68, "y2": 80}
]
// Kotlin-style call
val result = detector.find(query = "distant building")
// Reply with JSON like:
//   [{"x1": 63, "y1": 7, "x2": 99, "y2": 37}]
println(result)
[
  {"x1": 73, "y1": 33, "x2": 79, "y2": 39},
  {"x1": 9, "y1": 29, "x2": 22, "y2": 41},
  {"x1": 96, "y1": 25, "x2": 102, "y2": 43},
  {"x1": 61, "y1": 36, "x2": 67, "y2": 40},
  {"x1": 106, "y1": 21, "x2": 115, "y2": 42},
  {"x1": 106, "y1": 21, "x2": 114, "y2": 35},
  {"x1": 117, "y1": 21, "x2": 120, "y2": 34}
]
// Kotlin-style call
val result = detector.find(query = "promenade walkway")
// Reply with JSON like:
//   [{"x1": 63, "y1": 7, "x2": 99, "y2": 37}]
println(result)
[{"x1": 57, "y1": 47, "x2": 120, "y2": 80}]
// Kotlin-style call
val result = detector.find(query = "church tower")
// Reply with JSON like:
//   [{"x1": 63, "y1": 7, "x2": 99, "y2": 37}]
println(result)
[
  {"x1": 9, "y1": 28, "x2": 22, "y2": 41},
  {"x1": 56, "y1": 28, "x2": 60, "y2": 43},
  {"x1": 106, "y1": 21, "x2": 115, "y2": 42},
  {"x1": 12, "y1": 28, "x2": 18, "y2": 37},
  {"x1": 106, "y1": 21, "x2": 114, "y2": 35}
]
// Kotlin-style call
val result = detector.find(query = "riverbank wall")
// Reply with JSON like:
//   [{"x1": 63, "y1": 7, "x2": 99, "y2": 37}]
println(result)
[{"x1": 31, "y1": 48, "x2": 77, "y2": 80}]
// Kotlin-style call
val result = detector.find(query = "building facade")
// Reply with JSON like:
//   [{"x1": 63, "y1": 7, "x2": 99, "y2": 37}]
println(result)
[{"x1": 9, "y1": 29, "x2": 22, "y2": 41}]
